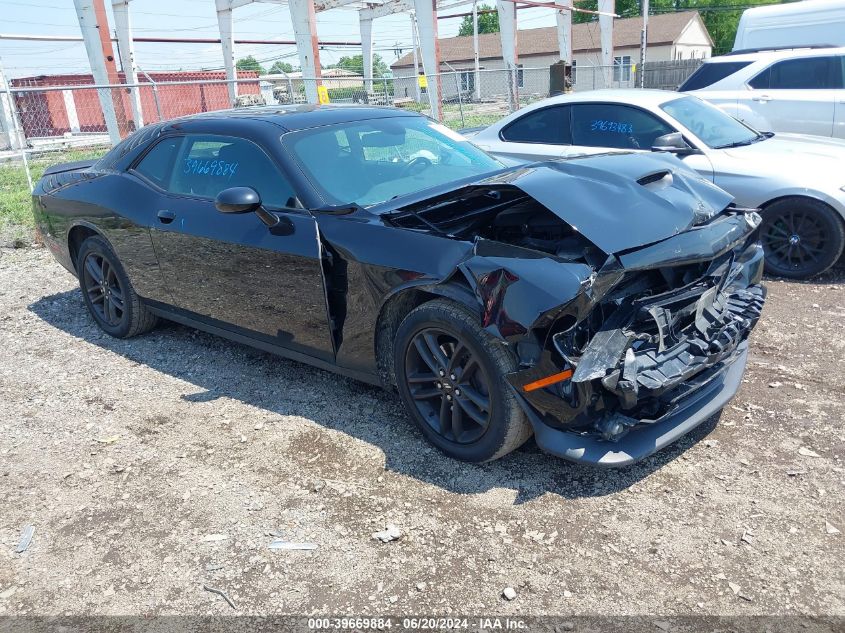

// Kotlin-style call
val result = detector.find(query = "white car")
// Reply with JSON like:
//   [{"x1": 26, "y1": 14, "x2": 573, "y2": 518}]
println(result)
[
  {"x1": 679, "y1": 46, "x2": 845, "y2": 138},
  {"x1": 470, "y1": 89, "x2": 845, "y2": 278}
]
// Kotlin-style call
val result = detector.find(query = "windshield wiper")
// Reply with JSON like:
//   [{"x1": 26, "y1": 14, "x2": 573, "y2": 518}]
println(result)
[{"x1": 714, "y1": 132, "x2": 770, "y2": 149}]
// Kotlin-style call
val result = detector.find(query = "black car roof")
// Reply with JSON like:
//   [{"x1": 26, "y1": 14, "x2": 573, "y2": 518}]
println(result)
[{"x1": 164, "y1": 104, "x2": 420, "y2": 132}]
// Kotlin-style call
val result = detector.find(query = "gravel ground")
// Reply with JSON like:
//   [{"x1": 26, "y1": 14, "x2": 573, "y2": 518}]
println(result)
[{"x1": 0, "y1": 247, "x2": 843, "y2": 617}]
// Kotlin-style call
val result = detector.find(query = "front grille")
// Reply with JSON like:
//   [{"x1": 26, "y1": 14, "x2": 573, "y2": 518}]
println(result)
[{"x1": 601, "y1": 283, "x2": 765, "y2": 410}]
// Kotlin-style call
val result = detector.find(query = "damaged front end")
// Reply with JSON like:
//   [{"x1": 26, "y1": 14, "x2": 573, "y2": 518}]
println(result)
[
  {"x1": 382, "y1": 155, "x2": 766, "y2": 466},
  {"x1": 504, "y1": 218, "x2": 767, "y2": 467}
]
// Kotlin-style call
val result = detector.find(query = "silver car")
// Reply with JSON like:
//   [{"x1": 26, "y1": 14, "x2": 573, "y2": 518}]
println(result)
[{"x1": 470, "y1": 89, "x2": 845, "y2": 278}]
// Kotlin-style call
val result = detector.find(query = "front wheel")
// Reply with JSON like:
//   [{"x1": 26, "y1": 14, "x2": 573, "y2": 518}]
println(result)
[
  {"x1": 77, "y1": 235, "x2": 158, "y2": 338},
  {"x1": 760, "y1": 198, "x2": 845, "y2": 279},
  {"x1": 393, "y1": 299, "x2": 532, "y2": 462}
]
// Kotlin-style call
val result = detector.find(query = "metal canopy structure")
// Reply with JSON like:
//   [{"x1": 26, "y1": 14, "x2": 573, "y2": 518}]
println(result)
[{"x1": 71, "y1": 0, "x2": 617, "y2": 141}]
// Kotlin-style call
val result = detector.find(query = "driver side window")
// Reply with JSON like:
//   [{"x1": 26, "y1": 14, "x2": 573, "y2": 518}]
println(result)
[{"x1": 570, "y1": 104, "x2": 673, "y2": 150}]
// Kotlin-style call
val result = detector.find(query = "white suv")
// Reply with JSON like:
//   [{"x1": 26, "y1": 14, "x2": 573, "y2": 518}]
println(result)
[{"x1": 680, "y1": 46, "x2": 845, "y2": 138}]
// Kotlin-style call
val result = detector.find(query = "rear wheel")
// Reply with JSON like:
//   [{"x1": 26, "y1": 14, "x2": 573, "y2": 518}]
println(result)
[
  {"x1": 760, "y1": 198, "x2": 844, "y2": 279},
  {"x1": 393, "y1": 299, "x2": 531, "y2": 462},
  {"x1": 77, "y1": 235, "x2": 158, "y2": 338}
]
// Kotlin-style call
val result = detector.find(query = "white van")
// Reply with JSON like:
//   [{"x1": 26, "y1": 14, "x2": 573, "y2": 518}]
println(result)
[{"x1": 734, "y1": 0, "x2": 845, "y2": 51}]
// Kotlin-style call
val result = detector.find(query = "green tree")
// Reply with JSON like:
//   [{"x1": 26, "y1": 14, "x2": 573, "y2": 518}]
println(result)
[
  {"x1": 268, "y1": 60, "x2": 294, "y2": 74},
  {"x1": 458, "y1": 4, "x2": 500, "y2": 36},
  {"x1": 236, "y1": 55, "x2": 266, "y2": 75},
  {"x1": 332, "y1": 53, "x2": 389, "y2": 77}
]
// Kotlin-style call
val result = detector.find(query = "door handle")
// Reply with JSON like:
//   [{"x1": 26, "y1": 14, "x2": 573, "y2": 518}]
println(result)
[
  {"x1": 157, "y1": 209, "x2": 176, "y2": 224},
  {"x1": 751, "y1": 95, "x2": 772, "y2": 102}
]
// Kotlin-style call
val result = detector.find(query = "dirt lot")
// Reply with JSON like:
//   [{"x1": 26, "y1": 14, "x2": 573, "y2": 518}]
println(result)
[{"x1": 0, "y1": 247, "x2": 843, "y2": 618}]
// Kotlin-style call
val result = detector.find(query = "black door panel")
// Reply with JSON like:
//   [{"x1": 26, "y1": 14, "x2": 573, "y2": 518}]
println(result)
[
  {"x1": 150, "y1": 200, "x2": 334, "y2": 361},
  {"x1": 133, "y1": 132, "x2": 334, "y2": 361}
]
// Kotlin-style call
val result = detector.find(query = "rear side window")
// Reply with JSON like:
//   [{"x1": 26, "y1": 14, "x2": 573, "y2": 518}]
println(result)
[
  {"x1": 679, "y1": 61, "x2": 751, "y2": 91},
  {"x1": 134, "y1": 137, "x2": 182, "y2": 189},
  {"x1": 140, "y1": 135, "x2": 297, "y2": 208},
  {"x1": 749, "y1": 56, "x2": 844, "y2": 89},
  {"x1": 500, "y1": 106, "x2": 572, "y2": 144},
  {"x1": 570, "y1": 104, "x2": 673, "y2": 150}
]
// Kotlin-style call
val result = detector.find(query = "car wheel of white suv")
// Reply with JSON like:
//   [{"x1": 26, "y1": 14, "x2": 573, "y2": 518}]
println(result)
[{"x1": 760, "y1": 197, "x2": 845, "y2": 278}]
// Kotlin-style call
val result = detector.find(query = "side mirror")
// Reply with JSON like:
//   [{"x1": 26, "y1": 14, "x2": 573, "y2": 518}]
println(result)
[
  {"x1": 651, "y1": 132, "x2": 698, "y2": 155},
  {"x1": 215, "y1": 186, "x2": 295, "y2": 235},
  {"x1": 215, "y1": 187, "x2": 261, "y2": 214}
]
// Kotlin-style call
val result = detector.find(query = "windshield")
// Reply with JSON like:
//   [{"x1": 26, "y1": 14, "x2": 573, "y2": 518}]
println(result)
[
  {"x1": 284, "y1": 116, "x2": 503, "y2": 207},
  {"x1": 661, "y1": 96, "x2": 761, "y2": 149}
]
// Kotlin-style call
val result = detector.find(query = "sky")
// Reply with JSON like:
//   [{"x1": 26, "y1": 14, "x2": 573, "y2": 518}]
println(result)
[{"x1": 0, "y1": 0, "x2": 562, "y2": 79}]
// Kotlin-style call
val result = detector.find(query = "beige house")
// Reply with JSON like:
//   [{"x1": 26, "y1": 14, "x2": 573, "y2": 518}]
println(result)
[{"x1": 390, "y1": 11, "x2": 713, "y2": 99}]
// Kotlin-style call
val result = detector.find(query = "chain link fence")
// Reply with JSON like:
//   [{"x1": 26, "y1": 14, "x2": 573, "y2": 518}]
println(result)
[{"x1": 1, "y1": 60, "x2": 692, "y2": 213}]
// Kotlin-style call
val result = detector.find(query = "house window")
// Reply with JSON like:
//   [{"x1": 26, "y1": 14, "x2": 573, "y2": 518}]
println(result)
[
  {"x1": 571, "y1": 59, "x2": 577, "y2": 83},
  {"x1": 613, "y1": 55, "x2": 632, "y2": 82},
  {"x1": 517, "y1": 64, "x2": 524, "y2": 89},
  {"x1": 460, "y1": 71, "x2": 475, "y2": 92}
]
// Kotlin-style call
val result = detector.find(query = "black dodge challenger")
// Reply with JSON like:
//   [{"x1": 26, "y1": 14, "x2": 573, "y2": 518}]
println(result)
[{"x1": 33, "y1": 105, "x2": 766, "y2": 466}]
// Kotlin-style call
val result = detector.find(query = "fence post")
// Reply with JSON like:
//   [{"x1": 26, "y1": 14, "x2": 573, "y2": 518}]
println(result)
[
  {"x1": 3, "y1": 86, "x2": 32, "y2": 191},
  {"x1": 0, "y1": 63, "x2": 23, "y2": 151},
  {"x1": 454, "y1": 72, "x2": 465, "y2": 128},
  {"x1": 508, "y1": 67, "x2": 516, "y2": 113},
  {"x1": 139, "y1": 69, "x2": 163, "y2": 122}
]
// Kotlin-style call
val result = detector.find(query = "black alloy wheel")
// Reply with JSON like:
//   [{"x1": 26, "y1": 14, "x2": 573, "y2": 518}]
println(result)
[
  {"x1": 760, "y1": 198, "x2": 845, "y2": 279},
  {"x1": 393, "y1": 299, "x2": 531, "y2": 462},
  {"x1": 76, "y1": 235, "x2": 158, "y2": 338},
  {"x1": 82, "y1": 251, "x2": 125, "y2": 328},
  {"x1": 404, "y1": 327, "x2": 492, "y2": 445}
]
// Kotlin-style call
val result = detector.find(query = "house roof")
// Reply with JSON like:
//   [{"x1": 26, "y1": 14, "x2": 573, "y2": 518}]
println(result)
[{"x1": 391, "y1": 11, "x2": 711, "y2": 68}]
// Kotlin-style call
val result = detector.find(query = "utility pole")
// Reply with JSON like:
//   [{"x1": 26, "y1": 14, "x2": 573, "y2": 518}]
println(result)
[
  {"x1": 411, "y1": 12, "x2": 421, "y2": 101},
  {"x1": 92, "y1": 0, "x2": 131, "y2": 137},
  {"x1": 640, "y1": 0, "x2": 649, "y2": 88},
  {"x1": 473, "y1": 0, "x2": 481, "y2": 101},
  {"x1": 74, "y1": 0, "x2": 122, "y2": 144}
]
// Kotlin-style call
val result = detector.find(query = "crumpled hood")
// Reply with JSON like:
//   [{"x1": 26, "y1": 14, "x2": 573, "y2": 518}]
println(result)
[{"x1": 477, "y1": 152, "x2": 734, "y2": 254}]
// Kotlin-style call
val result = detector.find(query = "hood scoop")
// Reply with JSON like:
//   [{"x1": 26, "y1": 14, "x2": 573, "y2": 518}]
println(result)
[{"x1": 637, "y1": 170, "x2": 673, "y2": 190}]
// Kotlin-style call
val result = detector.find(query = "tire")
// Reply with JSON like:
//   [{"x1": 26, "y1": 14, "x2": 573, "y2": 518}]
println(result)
[
  {"x1": 393, "y1": 299, "x2": 532, "y2": 462},
  {"x1": 760, "y1": 197, "x2": 845, "y2": 279},
  {"x1": 77, "y1": 235, "x2": 158, "y2": 338}
]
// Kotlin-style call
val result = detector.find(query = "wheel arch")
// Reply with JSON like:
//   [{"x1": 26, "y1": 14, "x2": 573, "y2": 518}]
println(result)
[
  {"x1": 757, "y1": 194, "x2": 845, "y2": 233},
  {"x1": 759, "y1": 193, "x2": 844, "y2": 219},
  {"x1": 374, "y1": 277, "x2": 480, "y2": 389},
  {"x1": 67, "y1": 222, "x2": 106, "y2": 273}
]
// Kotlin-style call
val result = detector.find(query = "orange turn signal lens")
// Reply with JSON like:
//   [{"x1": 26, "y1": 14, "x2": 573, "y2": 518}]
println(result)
[{"x1": 522, "y1": 369, "x2": 574, "y2": 392}]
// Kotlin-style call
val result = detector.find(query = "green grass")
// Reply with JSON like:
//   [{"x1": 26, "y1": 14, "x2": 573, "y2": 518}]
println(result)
[
  {"x1": 0, "y1": 148, "x2": 106, "y2": 230},
  {"x1": 442, "y1": 113, "x2": 502, "y2": 131}
]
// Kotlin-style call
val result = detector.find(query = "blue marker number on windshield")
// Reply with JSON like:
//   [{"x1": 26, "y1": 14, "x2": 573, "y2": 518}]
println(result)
[
  {"x1": 183, "y1": 158, "x2": 239, "y2": 179},
  {"x1": 590, "y1": 120, "x2": 633, "y2": 134}
]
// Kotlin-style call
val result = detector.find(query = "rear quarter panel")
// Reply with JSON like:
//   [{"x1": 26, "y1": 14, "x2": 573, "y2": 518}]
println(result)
[{"x1": 34, "y1": 172, "x2": 170, "y2": 303}]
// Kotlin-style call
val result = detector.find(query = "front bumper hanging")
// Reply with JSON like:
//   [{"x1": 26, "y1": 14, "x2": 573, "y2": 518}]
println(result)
[
  {"x1": 516, "y1": 341, "x2": 750, "y2": 467},
  {"x1": 515, "y1": 272, "x2": 766, "y2": 467}
]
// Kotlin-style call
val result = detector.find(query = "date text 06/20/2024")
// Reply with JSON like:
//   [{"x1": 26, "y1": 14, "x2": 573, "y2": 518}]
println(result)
[{"x1": 308, "y1": 617, "x2": 528, "y2": 630}]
